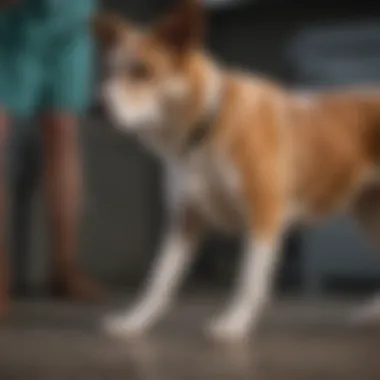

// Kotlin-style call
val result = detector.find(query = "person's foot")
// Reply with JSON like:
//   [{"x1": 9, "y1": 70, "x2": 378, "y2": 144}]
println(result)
[
  {"x1": 0, "y1": 298, "x2": 9, "y2": 320},
  {"x1": 0, "y1": 275, "x2": 10, "y2": 319},
  {"x1": 50, "y1": 271, "x2": 105, "y2": 302}
]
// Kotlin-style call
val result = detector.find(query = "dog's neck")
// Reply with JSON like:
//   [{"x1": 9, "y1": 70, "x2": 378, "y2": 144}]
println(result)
[{"x1": 139, "y1": 54, "x2": 224, "y2": 160}]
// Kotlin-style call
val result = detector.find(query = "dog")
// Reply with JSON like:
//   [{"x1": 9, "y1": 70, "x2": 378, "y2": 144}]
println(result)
[{"x1": 93, "y1": 0, "x2": 380, "y2": 342}]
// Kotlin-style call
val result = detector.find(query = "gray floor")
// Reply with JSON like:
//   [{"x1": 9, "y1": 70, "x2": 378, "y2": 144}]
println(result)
[{"x1": 0, "y1": 296, "x2": 379, "y2": 380}]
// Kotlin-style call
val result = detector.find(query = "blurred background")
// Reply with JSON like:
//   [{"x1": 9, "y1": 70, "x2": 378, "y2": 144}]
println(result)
[{"x1": 8, "y1": 0, "x2": 380, "y2": 298}]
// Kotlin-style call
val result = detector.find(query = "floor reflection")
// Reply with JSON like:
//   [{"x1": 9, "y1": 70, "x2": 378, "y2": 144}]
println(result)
[{"x1": 0, "y1": 298, "x2": 378, "y2": 380}]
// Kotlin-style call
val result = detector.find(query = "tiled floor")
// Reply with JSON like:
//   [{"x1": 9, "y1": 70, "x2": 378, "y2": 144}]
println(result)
[{"x1": 0, "y1": 296, "x2": 379, "y2": 380}]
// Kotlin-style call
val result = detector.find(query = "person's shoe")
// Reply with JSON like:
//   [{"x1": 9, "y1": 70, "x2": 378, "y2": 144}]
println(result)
[
  {"x1": 0, "y1": 298, "x2": 9, "y2": 320},
  {"x1": 51, "y1": 272, "x2": 105, "y2": 302}
]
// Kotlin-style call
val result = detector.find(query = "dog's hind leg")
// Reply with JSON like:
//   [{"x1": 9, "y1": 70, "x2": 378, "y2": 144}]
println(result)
[
  {"x1": 206, "y1": 175, "x2": 288, "y2": 342},
  {"x1": 206, "y1": 230, "x2": 285, "y2": 343},
  {"x1": 349, "y1": 293, "x2": 380, "y2": 324},
  {"x1": 348, "y1": 184, "x2": 380, "y2": 324}
]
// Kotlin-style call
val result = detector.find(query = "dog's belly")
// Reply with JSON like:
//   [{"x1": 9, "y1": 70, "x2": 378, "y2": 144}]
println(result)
[{"x1": 183, "y1": 152, "x2": 244, "y2": 232}]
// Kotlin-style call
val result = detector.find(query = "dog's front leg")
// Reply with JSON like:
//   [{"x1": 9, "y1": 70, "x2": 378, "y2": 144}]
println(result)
[
  {"x1": 206, "y1": 226, "x2": 284, "y2": 343},
  {"x1": 207, "y1": 140, "x2": 288, "y2": 343},
  {"x1": 105, "y1": 200, "x2": 204, "y2": 338}
]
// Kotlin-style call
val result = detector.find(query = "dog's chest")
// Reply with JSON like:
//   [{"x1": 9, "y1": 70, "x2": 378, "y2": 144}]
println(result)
[{"x1": 178, "y1": 149, "x2": 244, "y2": 231}]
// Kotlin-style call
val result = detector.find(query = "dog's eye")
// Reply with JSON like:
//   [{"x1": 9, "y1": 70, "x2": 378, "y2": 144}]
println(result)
[{"x1": 129, "y1": 61, "x2": 152, "y2": 80}]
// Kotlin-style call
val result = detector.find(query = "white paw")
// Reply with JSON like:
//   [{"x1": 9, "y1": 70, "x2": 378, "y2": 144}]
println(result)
[
  {"x1": 205, "y1": 315, "x2": 250, "y2": 344},
  {"x1": 103, "y1": 312, "x2": 150, "y2": 339},
  {"x1": 348, "y1": 295, "x2": 380, "y2": 325},
  {"x1": 104, "y1": 300, "x2": 169, "y2": 339}
]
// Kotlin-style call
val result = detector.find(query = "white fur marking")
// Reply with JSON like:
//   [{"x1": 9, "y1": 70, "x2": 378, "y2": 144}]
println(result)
[
  {"x1": 207, "y1": 236, "x2": 281, "y2": 341},
  {"x1": 103, "y1": 80, "x2": 162, "y2": 130},
  {"x1": 105, "y1": 224, "x2": 198, "y2": 336}
]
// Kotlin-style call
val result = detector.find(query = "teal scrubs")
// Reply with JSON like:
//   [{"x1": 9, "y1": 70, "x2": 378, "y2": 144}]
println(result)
[{"x1": 0, "y1": 0, "x2": 96, "y2": 117}]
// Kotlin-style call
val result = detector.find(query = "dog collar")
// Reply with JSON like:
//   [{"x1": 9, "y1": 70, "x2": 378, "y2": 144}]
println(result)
[{"x1": 183, "y1": 70, "x2": 224, "y2": 154}]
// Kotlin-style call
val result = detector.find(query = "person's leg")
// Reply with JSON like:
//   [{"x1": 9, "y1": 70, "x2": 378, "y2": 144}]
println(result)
[
  {"x1": 39, "y1": 1, "x2": 102, "y2": 300},
  {"x1": 0, "y1": 10, "x2": 13, "y2": 318},
  {"x1": 0, "y1": 5, "x2": 43, "y2": 312},
  {"x1": 0, "y1": 110, "x2": 10, "y2": 317},
  {"x1": 10, "y1": 120, "x2": 41, "y2": 296},
  {"x1": 39, "y1": 112, "x2": 102, "y2": 300}
]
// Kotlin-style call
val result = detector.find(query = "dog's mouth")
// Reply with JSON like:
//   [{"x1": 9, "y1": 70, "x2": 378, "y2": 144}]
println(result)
[{"x1": 91, "y1": 92, "x2": 157, "y2": 134}]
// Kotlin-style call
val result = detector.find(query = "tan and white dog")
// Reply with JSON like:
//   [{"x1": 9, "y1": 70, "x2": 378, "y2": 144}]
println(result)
[{"x1": 93, "y1": 1, "x2": 380, "y2": 342}]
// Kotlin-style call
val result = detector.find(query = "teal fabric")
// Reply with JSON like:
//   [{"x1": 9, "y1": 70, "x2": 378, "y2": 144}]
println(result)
[{"x1": 0, "y1": 0, "x2": 97, "y2": 116}]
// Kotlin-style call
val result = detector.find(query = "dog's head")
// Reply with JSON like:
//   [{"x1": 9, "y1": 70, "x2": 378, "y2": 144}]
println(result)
[{"x1": 92, "y1": 0, "x2": 204, "y2": 133}]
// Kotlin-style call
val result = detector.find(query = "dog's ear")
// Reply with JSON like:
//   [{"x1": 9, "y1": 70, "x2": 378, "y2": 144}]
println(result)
[
  {"x1": 153, "y1": 0, "x2": 204, "y2": 54},
  {"x1": 91, "y1": 13, "x2": 127, "y2": 49}
]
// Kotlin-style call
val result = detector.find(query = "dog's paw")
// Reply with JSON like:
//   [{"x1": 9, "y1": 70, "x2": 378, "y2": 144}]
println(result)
[
  {"x1": 205, "y1": 316, "x2": 250, "y2": 344},
  {"x1": 347, "y1": 295, "x2": 380, "y2": 326},
  {"x1": 103, "y1": 312, "x2": 149, "y2": 339}
]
